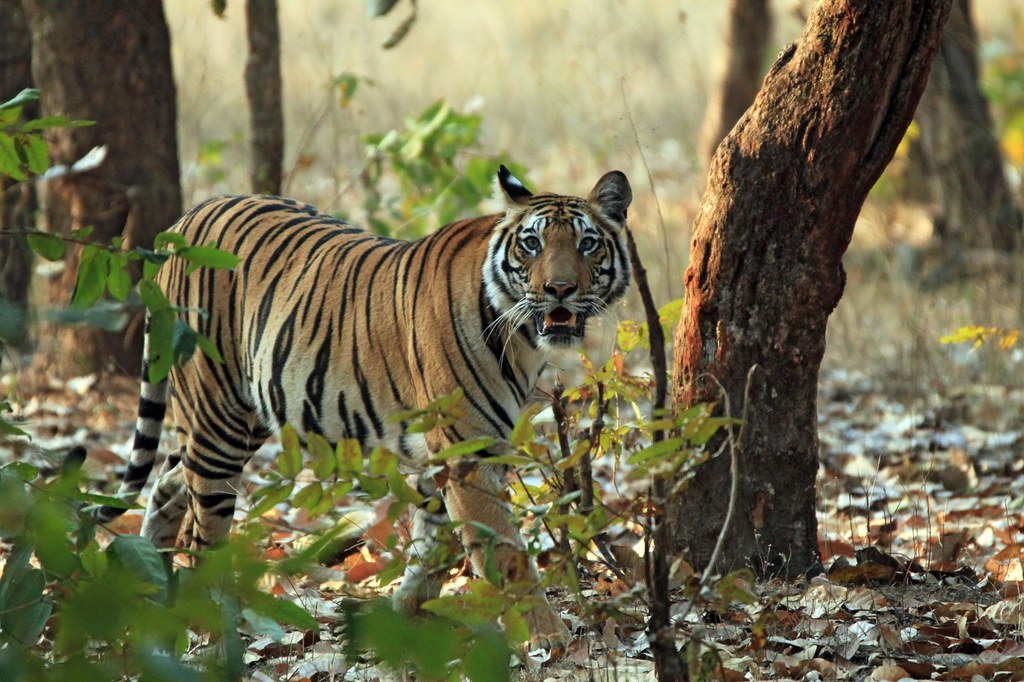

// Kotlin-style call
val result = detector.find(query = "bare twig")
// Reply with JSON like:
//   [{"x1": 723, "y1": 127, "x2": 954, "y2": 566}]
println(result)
[
  {"x1": 626, "y1": 225, "x2": 685, "y2": 680},
  {"x1": 625, "y1": 228, "x2": 668, "y2": 421},
  {"x1": 579, "y1": 381, "x2": 606, "y2": 517},
  {"x1": 699, "y1": 366, "x2": 757, "y2": 588},
  {"x1": 549, "y1": 382, "x2": 576, "y2": 555}
]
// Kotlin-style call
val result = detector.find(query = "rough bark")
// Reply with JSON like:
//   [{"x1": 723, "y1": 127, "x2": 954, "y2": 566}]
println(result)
[
  {"x1": 914, "y1": 0, "x2": 1021, "y2": 251},
  {"x1": 21, "y1": 0, "x2": 181, "y2": 375},
  {"x1": 0, "y1": 0, "x2": 36, "y2": 352},
  {"x1": 697, "y1": 0, "x2": 773, "y2": 169},
  {"x1": 245, "y1": 0, "x2": 284, "y2": 196},
  {"x1": 671, "y1": 0, "x2": 952, "y2": 578}
]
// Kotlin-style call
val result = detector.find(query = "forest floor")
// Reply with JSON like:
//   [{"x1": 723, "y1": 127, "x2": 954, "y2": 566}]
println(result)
[{"x1": 2, "y1": 356, "x2": 1024, "y2": 681}]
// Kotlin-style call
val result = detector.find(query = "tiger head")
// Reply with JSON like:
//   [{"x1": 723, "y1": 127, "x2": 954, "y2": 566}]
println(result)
[{"x1": 484, "y1": 166, "x2": 633, "y2": 349}]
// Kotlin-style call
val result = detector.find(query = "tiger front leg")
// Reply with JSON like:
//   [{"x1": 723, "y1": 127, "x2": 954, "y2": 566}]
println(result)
[
  {"x1": 392, "y1": 504, "x2": 450, "y2": 614},
  {"x1": 443, "y1": 457, "x2": 570, "y2": 653}
]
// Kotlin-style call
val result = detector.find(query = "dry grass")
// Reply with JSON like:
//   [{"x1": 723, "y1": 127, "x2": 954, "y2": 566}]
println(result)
[{"x1": 162, "y1": 1, "x2": 1024, "y2": 396}]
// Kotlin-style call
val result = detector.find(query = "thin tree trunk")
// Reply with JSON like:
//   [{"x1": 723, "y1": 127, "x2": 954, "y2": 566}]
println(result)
[
  {"x1": 0, "y1": 0, "x2": 35, "y2": 351},
  {"x1": 245, "y1": 0, "x2": 284, "y2": 196},
  {"x1": 697, "y1": 0, "x2": 773, "y2": 169},
  {"x1": 671, "y1": 1, "x2": 951, "y2": 578},
  {"x1": 22, "y1": 0, "x2": 181, "y2": 375},
  {"x1": 915, "y1": 0, "x2": 1021, "y2": 252}
]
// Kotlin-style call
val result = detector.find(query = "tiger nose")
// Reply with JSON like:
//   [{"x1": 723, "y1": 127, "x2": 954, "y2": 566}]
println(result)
[{"x1": 544, "y1": 280, "x2": 578, "y2": 300}]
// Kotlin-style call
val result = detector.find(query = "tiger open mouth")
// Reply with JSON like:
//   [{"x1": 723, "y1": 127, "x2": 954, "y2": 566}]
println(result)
[{"x1": 534, "y1": 307, "x2": 586, "y2": 344}]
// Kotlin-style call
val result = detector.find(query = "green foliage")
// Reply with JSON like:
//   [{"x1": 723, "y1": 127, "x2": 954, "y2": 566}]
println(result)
[
  {"x1": 0, "y1": 87, "x2": 240, "y2": 444},
  {"x1": 344, "y1": 599, "x2": 513, "y2": 681},
  {"x1": 361, "y1": 99, "x2": 528, "y2": 237},
  {"x1": 195, "y1": 137, "x2": 232, "y2": 185},
  {"x1": 617, "y1": 296, "x2": 684, "y2": 353},
  {"x1": 332, "y1": 72, "x2": 373, "y2": 109},
  {"x1": 0, "y1": 462, "x2": 320, "y2": 681},
  {"x1": 47, "y1": 237, "x2": 239, "y2": 385},
  {"x1": 0, "y1": 89, "x2": 91, "y2": 182}
]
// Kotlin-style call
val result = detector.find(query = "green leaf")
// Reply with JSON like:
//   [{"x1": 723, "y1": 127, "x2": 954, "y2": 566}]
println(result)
[
  {"x1": 277, "y1": 425, "x2": 303, "y2": 479},
  {"x1": 0, "y1": 134, "x2": 26, "y2": 180},
  {"x1": 421, "y1": 583, "x2": 505, "y2": 626},
  {"x1": 179, "y1": 245, "x2": 240, "y2": 275},
  {"x1": 386, "y1": 469, "x2": 423, "y2": 506},
  {"x1": 139, "y1": 279, "x2": 171, "y2": 313},
  {"x1": 252, "y1": 595, "x2": 319, "y2": 631},
  {"x1": 195, "y1": 332, "x2": 224, "y2": 364},
  {"x1": 109, "y1": 535, "x2": 169, "y2": 603},
  {"x1": 2, "y1": 461, "x2": 39, "y2": 481},
  {"x1": 335, "y1": 438, "x2": 363, "y2": 474},
  {"x1": 0, "y1": 89, "x2": 40, "y2": 111},
  {"x1": 148, "y1": 307, "x2": 175, "y2": 383},
  {"x1": 106, "y1": 260, "x2": 132, "y2": 301},
  {"x1": 375, "y1": 555, "x2": 406, "y2": 587},
  {"x1": 0, "y1": 417, "x2": 29, "y2": 438},
  {"x1": 482, "y1": 538, "x2": 501, "y2": 586},
  {"x1": 68, "y1": 226, "x2": 94, "y2": 241},
  {"x1": 684, "y1": 415, "x2": 740, "y2": 446},
  {"x1": 369, "y1": 447, "x2": 396, "y2": 476},
  {"x1": 501, "y1": 608, "x2": 529, "y2": 644},
  {"x1": 432, "y1": 436, "x2": 496, "y2": 462},
  {"x1": 0, "y1": 568, "x2": 51, "y2": 645},
  {"x1": 21, "y1": 115, "x2": 93, "y2": 131},
  {"x1": 715, "y1": 568, "x2": 756, "y2": 605},
  {"x1": 79, "y1": 541, "x2": 108, "y2": 577},
  {"x1": 70, "y1": 245, "x2": 109, "y2": 309},
  {"x1": 626, "y1": 436, "x2": 687, "y2": 467},
  {"x1": 480, "y1": 454, "x2": 535, "y2": 468},
  {"x1": 292, "y1": 482, "x2": 323, "y2": 511},
  {"x1": 153, "y1": 231, "x2": 188, "y2": 251},
  {"x1": 24, "y1": 231, "x2": 64, "y2": 260},
  {"x1": 20, "y1": 134, "x2": 49, "y2": 175},
  {"x1": 307, "y1": 432, "x2": 335, "y2": 479},
  {"x1": 463, "y1": 628, "x2": 513, "y2": 682},
  {"x1": 134, "y1": 248, "x2": 172, "y2": 270},
  {"x1": 357, "y1": 472, "x2": 389, "y2": 499},
  {"x1": 172, "y1": 319, "x2": 199, "y2": 365},
  {"x1": 248, "y1": 482, "x2": 294, "y2": 517},
  {"x1": 75, "y1": 491, "x2": 137, "y2": 509},
  {"x1": 210, "y1": 0, "x2": 227, "y2": 17},
  {"x1": 509, "y1": 402, "x2": 543, "y2": 449},
  {"x1": 332, "y1": 72, "x2": 361, "y2": 107}
]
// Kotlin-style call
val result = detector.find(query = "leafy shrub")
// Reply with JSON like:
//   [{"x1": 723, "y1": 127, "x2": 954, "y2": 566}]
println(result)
[{"x1": 361, "y1": 99, "x2": 528, "y2": 237}]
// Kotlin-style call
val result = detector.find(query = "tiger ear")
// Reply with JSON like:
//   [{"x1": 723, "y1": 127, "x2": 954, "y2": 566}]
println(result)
[
  {"x1": 496, "y1": 165, "x2": 532, "y2": 207},
  {"x1": 589, "y1": 171, "x2": 632, "y2": 225}
]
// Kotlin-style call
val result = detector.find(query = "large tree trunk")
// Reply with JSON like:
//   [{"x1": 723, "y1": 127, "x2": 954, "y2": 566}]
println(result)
[
  {"x1": 0, "y1": 0, "x2": 36, "y2": 351},
  {"x1": 671, "y1": 0, "x2": 951, "y2": 578},
  {"x1": 245, "y1": 0, "x2": 284, "y2": 196},
  {"x1": 915, "y1": 0, "x2": 1021, "y2": 252},
  {"x1": 697, "y1": 0, "x2": 773, "y2": 169},
  {"x1": 22, "y1": 0, "x2": 181, "y2": 375}
]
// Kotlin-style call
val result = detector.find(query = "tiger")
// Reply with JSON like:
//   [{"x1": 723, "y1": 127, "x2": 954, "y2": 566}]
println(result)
[{"x1": 93, "y1": 165, "x2": 633, "y2": 649}]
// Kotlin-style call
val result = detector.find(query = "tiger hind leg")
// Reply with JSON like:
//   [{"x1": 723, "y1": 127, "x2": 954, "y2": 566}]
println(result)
[
  {"x1": 140, "y1": 447, "x2": 189, "y2": 549},
  {"x1": 178, "y1": 457, "x2": 246, "y2": 554}
]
